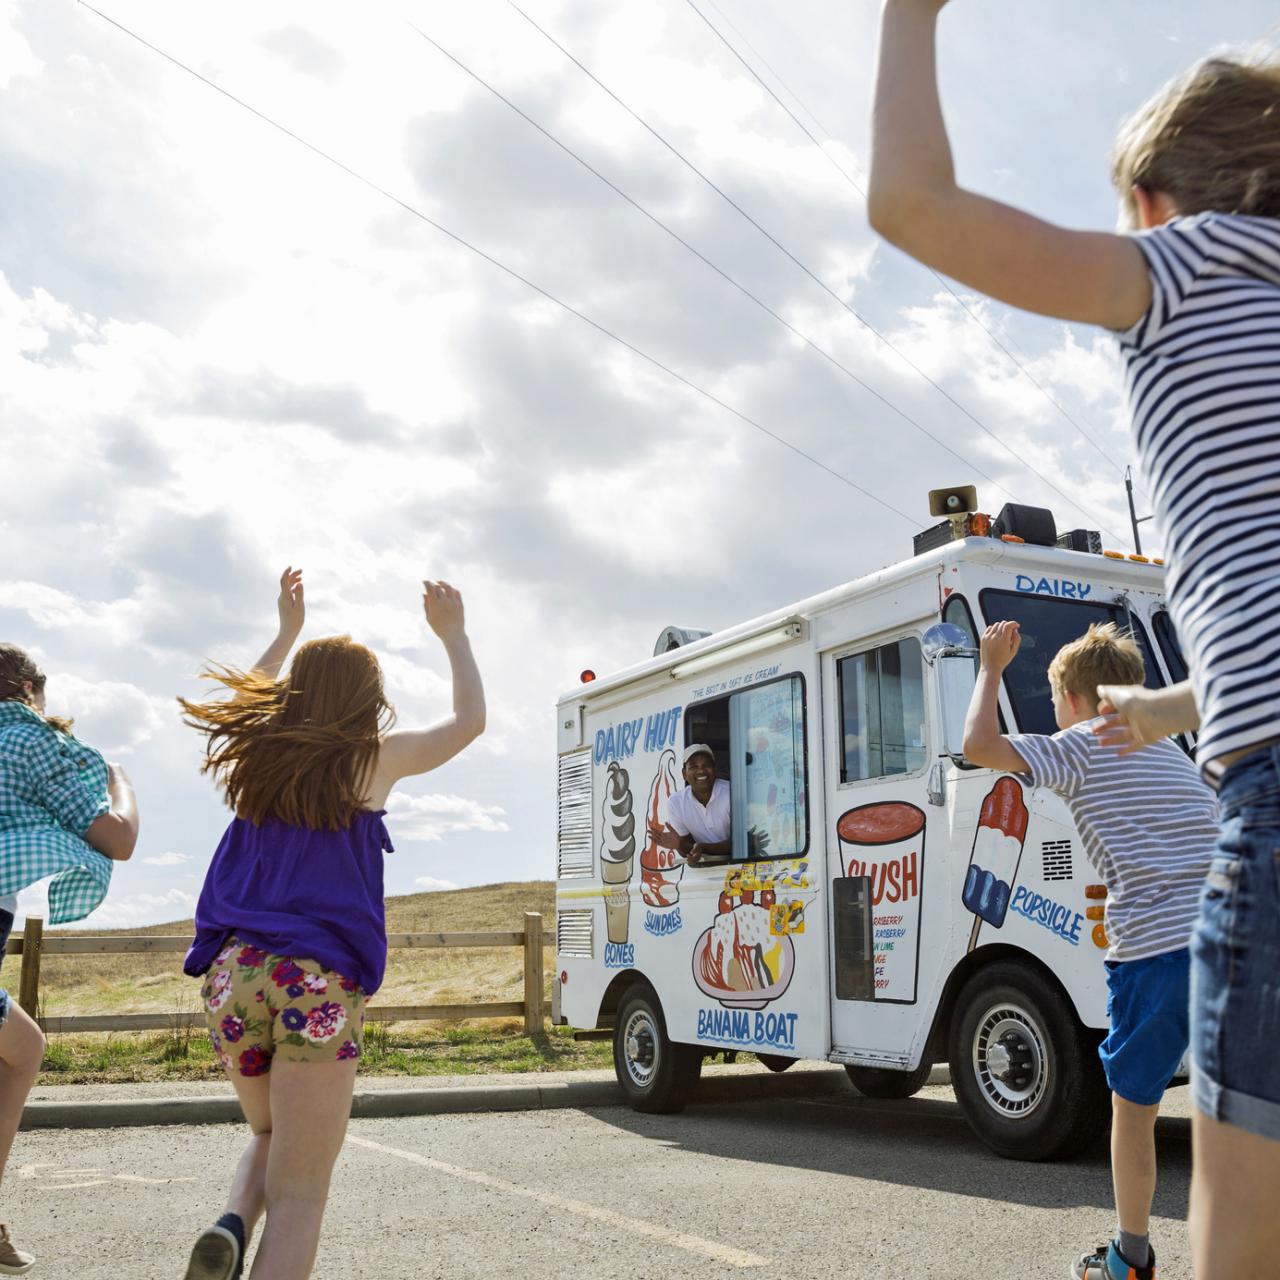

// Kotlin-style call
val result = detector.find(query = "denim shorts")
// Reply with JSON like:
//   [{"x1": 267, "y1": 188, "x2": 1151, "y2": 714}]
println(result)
[
  {"x1": 0, "y1": 987, "x2": 9, "y2": 1032},
  {"x1": 1100, "y1": 948, "x2": 1190, "y2": 1106},
  {"x1": 1192, "y1": 741, "x2": 1280, "y2": 1140}
]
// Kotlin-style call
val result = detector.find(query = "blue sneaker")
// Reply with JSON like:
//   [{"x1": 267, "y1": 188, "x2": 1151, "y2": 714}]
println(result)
[{"x1": 1071, "y1": 1240, "x2": 1155, "y2": 1280}]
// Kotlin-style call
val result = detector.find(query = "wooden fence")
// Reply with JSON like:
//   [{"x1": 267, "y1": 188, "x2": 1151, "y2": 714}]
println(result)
[{"x1": 4, "y1": 912, "x2": 550, "y2": 1036}]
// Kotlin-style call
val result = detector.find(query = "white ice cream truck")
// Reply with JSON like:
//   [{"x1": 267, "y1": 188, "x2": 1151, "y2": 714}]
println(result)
[{"x1": 552, "y1": 489, "x2": 1190, "y2": 1160}]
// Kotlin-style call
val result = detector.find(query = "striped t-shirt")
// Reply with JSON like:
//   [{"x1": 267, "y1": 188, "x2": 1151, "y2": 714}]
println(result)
[
  {"x1": 1008, "y1": 722, "x2": 1216, "y2": 962},
  {"x1": 1118, "y1": 214, "x2": 1280, "y2": 781}
]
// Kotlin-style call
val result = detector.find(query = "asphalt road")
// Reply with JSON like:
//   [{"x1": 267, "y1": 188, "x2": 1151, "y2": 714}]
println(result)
[{"x1": 6, "y1": 1083, "x2": 1195, "y2": 1279}]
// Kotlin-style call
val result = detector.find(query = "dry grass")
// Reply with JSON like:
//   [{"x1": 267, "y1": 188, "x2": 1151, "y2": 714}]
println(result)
[
  {"x1": 26, "y1": 881, "x2": 598, "y2": 1085},
  {"x1": 31, "y1": 880, "x2": 556, "y2": 1016}
]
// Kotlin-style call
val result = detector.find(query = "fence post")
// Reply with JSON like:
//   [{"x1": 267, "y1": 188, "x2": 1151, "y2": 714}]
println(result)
[
  {"x1": 18, "y1": 916, "x2": 43, "y2": 1020},
  {"x1": 523, "y1": 912, "x2": 544, "y2": 1035}
]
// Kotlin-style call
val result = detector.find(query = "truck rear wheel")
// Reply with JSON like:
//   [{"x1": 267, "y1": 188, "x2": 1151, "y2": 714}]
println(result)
[
  {"x1": 613, "y1": 985, "x2": 702, "y2": 1114},
  {"x1": 844, "y1": 1061, "x2": 932, "y2": 1099},
  {"x1": 949, "y1": 961, "x2": 1109, "y2": 1161}
]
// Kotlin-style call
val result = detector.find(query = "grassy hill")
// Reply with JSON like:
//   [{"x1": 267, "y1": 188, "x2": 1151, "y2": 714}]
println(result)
[{"x1": 34, "y1": 880, "x2": 557, "y2": 1018}]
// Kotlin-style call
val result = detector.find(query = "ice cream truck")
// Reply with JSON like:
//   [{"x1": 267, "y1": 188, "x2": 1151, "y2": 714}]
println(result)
[{"x1": 552, "y1": 489, "x2": 1191, "y2": 1161}]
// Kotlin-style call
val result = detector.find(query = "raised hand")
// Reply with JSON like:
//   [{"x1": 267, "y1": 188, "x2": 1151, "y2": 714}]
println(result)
[
  {"x1": 422, "y1": 580, "x2": 466, "y2": 641},
  {"x1": 1093, "y1": 682, "x2": 1199, "y2": 754},
  {"x1": 980, "y1": 620, "x2": 1021, "y2": 672},
  {"x1": 276, "y1": 566, "x2": 305, "y2": 640},
  {"x1": 647, "y1": 821, "x2": 682, "y2": 851}
]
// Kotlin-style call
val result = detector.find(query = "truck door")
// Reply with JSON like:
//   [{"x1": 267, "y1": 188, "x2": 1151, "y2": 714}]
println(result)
[{"x1": 823, "y1": 632, "x2": 941, "y2": 1065}]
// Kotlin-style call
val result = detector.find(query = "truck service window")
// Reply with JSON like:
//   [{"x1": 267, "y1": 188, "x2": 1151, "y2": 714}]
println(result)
[
  {"x1": 684, "y1": 675, "x2": 809, "y2": 862},
  {"x1": 728, "y1": 676, "x2": 808, "y2": 862},
  {"x1": 979, "y1": 591, "x2": 1163, "y2": 736},
  {"x1": 837, "y1": 638, "x2": 926, "y2": 783}
]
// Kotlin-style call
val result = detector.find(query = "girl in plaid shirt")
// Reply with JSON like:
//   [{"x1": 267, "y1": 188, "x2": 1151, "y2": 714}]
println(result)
[{"x1": 0, "y1": 645, "x2": 139, "y2": 1274}]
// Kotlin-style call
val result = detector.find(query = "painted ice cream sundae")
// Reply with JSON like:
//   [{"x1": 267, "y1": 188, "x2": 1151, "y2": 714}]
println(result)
[
  {"x1": 640, "y1": 750, "x2": 683, "y2": 908},
  {"x1": 963, "y1": 776, "x2": 1029, "y2": 950},
  {"x1": 599, "y1": 761, "x2": 636, "y2": 944},
  {"x1": 693, "y1": 888, "x2": 795, "y2": 1009}
]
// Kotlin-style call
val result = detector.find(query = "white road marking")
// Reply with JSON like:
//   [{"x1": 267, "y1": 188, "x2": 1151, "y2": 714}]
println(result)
[
  {"x1": 22, "y1": 1164, "x2": 198, "y2": 1191},
  {"x1": 115, "y1": 1175, "x2": 198, "y2": 1185},
  {"x1": 346, "y1": 1133, "x2": 771, "y2": 1269}
]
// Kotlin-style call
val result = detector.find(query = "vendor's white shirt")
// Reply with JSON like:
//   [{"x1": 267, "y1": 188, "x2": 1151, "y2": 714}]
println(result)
[{"x1": 667, "y1": 778, "x2": 731, "y2": 845}]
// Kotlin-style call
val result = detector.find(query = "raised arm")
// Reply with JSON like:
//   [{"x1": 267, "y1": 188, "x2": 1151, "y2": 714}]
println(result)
[
  {"x1": 84, "y1": 763, "x2": 139, "y2": 861},
  {"x1": 869, "y1": 0, "x2": 1152, "y2": 328},
  {"x1": 369, "y1": 581, "x2": 485, "y2": 799},
  {"x1": 963, "y1": 621, "x2": 1032, "y2": 773},
  {"x1": 247, "y1": 567, "x2": 305, "y2": 682}
]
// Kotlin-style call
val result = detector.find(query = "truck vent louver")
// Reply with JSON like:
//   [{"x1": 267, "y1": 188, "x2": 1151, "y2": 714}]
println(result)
[
  {"x1": 557, "y1": 909, "x2": 594, "y2": 958},
  {"x1": 557, "y1": 749, "x2": 593, "y2": 879},
  {"x1": 1041, "y1": 839, "x2": 1073, "y2": 882}
]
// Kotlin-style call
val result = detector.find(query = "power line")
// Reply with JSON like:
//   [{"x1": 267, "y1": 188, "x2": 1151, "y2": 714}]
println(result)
[
  {"x1": 76, "y1": 1, "x2": 919, "y2": 528},
  {"x1": 683, "y1": 0, "x2": 1138, "y2": 525},
  {"x1": 410, "y1": 17, "x2": 1026, "y2": 509},
  {"x1": 502, "y1": 3, "x2": 1050, "y2": 513}
]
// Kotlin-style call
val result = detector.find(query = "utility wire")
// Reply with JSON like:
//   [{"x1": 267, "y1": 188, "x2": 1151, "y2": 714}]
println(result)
[
  {"x1": 683, "y1": 0, "x2": 1138, "y2": 521},
  {"x1": 77, "y1": 1, "x2": 919, "y2": 527},
  {"x1": 409, "y1": 17, "x2": 1026, "y2": 509},
  {"x1": 503, "y1": 2, "x2": 1044, "y2": 515}
]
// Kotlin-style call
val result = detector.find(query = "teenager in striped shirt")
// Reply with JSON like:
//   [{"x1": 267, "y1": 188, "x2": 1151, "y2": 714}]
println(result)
[{"x1": 869, "y1": 7, "x2": 1279, "y2": 1277}]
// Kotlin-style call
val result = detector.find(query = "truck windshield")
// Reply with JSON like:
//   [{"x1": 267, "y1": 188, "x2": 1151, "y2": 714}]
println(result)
[{"x1": 978, "y1": 590, "x2": 1163, "y2": 736}]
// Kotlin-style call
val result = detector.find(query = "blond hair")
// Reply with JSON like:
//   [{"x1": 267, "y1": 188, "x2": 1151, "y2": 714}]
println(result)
[
  {"x1": 1112, "y1": 53, "x2": 1280, "y2": 226},
  {"x1": 178, "y1": 635, "x2": 395, "y2": 831},
  {"x1": 1048, "y1": 623, "x2": 1145, "y2": 709}
]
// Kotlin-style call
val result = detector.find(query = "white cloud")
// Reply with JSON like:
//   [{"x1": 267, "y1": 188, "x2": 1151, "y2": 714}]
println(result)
[
  {"x1": 0, "y1": 0, "x2": 40, "y2": 89},
  {"x1": 77, "y1": 889, "x2": 196, "y2": 930},
  {"x1": 386, "y1": 791, "x2": 510, "y2": 844},
  {"x1": 15, "y1": 884, "x2": 195, "y2": 930},
  {"x1": 412, "y1": 876, "x2": 461, "y2": 892},
  {"x1": 141, "y1": 851, "x2": 192, "y2": 867},
  {"x1": 5, "y1": 0, "x2": 1260, "y2": 924}
]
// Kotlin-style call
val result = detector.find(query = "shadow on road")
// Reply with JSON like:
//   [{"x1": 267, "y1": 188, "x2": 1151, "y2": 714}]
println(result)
[{"x1": 595, "y1": 1088, "x2": 1191, "y2": 1217}]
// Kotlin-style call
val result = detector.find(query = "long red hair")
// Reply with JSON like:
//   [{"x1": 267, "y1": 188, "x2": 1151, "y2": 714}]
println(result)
[{"x1": 179, "y1": 636, "x2": 395, "y2": 830}]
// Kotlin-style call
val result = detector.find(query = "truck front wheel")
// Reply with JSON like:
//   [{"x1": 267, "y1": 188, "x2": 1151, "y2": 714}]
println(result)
[
  {"x1": 613, "y1": 985, "x2": 702, "y2": 1113},
  {"x1": 949, "y1": 962, "x2": 1109, "y2": 1161}
]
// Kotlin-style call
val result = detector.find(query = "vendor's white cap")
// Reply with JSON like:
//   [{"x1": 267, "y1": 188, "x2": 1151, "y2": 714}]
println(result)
[{"x1": 682, "y1": 743, "x2": 715, "y2": 766}]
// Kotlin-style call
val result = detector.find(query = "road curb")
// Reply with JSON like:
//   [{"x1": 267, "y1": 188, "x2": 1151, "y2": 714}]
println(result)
[{"x1": 21, "y1": 1064, "x2": 952, "y2": 1130}]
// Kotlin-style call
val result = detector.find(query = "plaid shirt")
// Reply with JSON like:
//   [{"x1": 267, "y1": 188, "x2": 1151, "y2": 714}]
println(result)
[{"x1": 0, "y1": 701, "x2": 113, "y2": 924}]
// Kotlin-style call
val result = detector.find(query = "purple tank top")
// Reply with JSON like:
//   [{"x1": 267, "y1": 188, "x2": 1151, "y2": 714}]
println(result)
[{"x1": 184, "y1": 809, "x2": 395, "y2": 996}]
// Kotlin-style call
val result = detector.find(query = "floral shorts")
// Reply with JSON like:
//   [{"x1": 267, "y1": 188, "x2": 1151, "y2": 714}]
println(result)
[{"x1": 202, "y1": 937, "x2": 365, "y2": 1077}]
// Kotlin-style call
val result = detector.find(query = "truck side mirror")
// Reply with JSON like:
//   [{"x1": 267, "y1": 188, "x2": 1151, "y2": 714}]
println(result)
[
  {"x1": 922, "y1": 623, "x2": 978, "y2": 763},
  {"x1": 935, "y1": 654, "x2": 977, "y2": 760}
]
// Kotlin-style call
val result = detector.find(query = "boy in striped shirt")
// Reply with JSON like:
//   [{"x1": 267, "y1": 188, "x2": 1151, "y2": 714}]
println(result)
[{"x1": 964, "y1": 619, "x2": 1216, "y2": 1280}]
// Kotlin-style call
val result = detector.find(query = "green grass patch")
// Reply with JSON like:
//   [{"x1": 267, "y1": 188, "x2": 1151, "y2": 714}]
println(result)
[{"x1": 37, "y1": 1022, "x2": 612, "y2": 1086}]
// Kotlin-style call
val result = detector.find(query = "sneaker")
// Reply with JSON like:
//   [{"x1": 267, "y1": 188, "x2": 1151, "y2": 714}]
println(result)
[
  {"x1": 0, "y1": 1224, "x2": 34, "y2": 1276},
  {"x1": 184, "y1": 1224, "x2": 242, "y2": 1280},
  {"x1": 1071, "y1": 1240, "x2": 1156, "y2": 1280}
]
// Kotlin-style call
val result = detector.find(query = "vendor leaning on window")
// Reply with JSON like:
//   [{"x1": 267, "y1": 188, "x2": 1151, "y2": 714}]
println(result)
[{"x1": 647, "y1": 743, "x2": 769, "y2": 865}]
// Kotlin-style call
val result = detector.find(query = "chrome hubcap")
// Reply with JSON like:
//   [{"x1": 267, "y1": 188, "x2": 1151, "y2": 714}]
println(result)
[
  {"x1": 622, "y1": 1009, "x2": 659, "y2": 1088},
  {"x1": 972, "y1": 1002, "x2": 1048, "y2": 1116}
]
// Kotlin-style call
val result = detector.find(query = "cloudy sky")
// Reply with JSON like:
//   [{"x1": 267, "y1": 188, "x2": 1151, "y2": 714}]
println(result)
[{"x1": 3, "y1": 0, "x2": 1275, "y2": 927}]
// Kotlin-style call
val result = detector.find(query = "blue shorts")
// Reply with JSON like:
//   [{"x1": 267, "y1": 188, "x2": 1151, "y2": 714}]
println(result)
[
  {"x1": 1192, "y1": 742, "x2": 1280, "y2": 1141},
  {"x1": 1099, "y1": 948, "x2": 1190, "y2": 1106}
]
